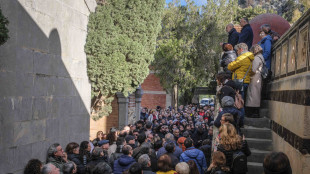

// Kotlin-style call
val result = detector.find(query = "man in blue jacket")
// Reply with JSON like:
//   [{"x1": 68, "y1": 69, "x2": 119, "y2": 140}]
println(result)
[
  {"x1": 113, "y1": 145, "x2": 136, "y2": 174},
  {"x1": 238, "y1": 17, "x2": 254, "y2": 49},
  {"x1": 258, "y1": 29, "x2": 273, "y2": 70},
  {"x1": 226, "y1": 23, "x2": 239, "y2": 47},
  {"x1": 180, "y1": 138, "x2": 207, "y2": 174}
]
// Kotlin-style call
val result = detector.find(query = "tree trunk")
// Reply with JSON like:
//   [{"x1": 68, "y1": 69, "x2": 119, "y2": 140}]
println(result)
[{"x1": 172, "y1": 84, "x2": 178, "y2": 109}]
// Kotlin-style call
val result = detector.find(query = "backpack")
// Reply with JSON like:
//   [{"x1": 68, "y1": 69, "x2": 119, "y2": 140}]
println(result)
[{"x1": 231, "y1": 150, "x2": 247, "y2": 174}]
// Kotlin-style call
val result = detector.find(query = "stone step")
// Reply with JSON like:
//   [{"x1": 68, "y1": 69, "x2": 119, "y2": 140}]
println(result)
[
  {"x1": 246, "y1": 138, "x2": 272, "y2": 151},
  {"x1": 241, "y1": 126, "x2": 271, "y2": 139},
  {"x1": 244, "y1": 117, "x2": 270, "y2": 128},
  {"x1": 248, "y1": 148, "x2": 271, "y2": 163},
  {"x1": 259, "y1": 108, "x2": 270, "y2": 118},
  {"x1": 248, "y1": 162, "x2": 264, "y2": 174}
]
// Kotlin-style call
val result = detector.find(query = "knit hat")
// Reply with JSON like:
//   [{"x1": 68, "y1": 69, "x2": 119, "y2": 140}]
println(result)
[{"x1": 221, "y1": 96, "x2": 234, "y2": 107}]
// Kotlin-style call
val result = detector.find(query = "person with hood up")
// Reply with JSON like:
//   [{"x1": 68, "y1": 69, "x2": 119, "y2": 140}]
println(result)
[
  {"x1": 113, "y1": 145, "x2": 136, "y2": 174},
  {"x1": 214, "y1": 96, "x2": 242, "y2": 129},
  {"x1": 258, "y1": 29, "x2": 272, "y2": 70},
  {"x1": 180, "y1": 138, "x2": 207, "y2": 174}
]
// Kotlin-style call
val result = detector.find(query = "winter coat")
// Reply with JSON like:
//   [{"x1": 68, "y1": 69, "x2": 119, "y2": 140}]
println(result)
[
  {"x1": 199, "y1": 144, "x2": 211, "y2": 167},
  {"x1": 246, "y1": 53, "x2": 264, "y2": 107},
  {"x1": 258, "y1": 35, "x2": 272, "y2": 70},
  {"x1": 228, "y1": 28, "x2": 239, "y2": 47},
  {"x1": 192, "y1": 130, "x2": 209, "y2": 148},
  {"x1": 214, "y1": 106, "x2": 241, "y2": 128},
  {"x1": 228, "y1": 51, "x2": 255, "y2": 84},
  {"x1": 68, "y1": 153, "x2": 85, "y2": 174},
  {"x1": 167, "y1": 152, "x2": 179, "y2": 168},
  {"x1": 217, "y1": 140, "x2": 251, "y2": 168},
  {"x1": 238, "y1": 24, "x2": 254, "y2": 49},
  {"x1": 47, "y1": 157, "x2": 65, "y2": 174},
  {"x1": 218, "y1": 80, "x2": 236, "y2": 106},
  {"x1": 221, "y1": 51, "x2": 237, "y2": 71},
  {"x1": 108, "y1": 142, "x2": 117, "y2": 157},
  {"x1": 157, "y1": 141, "x2": 183, "y2": 159},
  {"x1": 109, "y1": 152, "x2": 122, "y2": 169},
  {"x1": 180, "y1": 147, "x2": 207, "y2": 174},
  {"x1": 140, "y1": 112, "x2": 149, "y2": 120},
  {"x1": 113, "y1": 155, "x2": 136, "y2": 174},
  {"x1": 85, "y1": 158, "x2": 107, "y2": 174},
  {"x1": 142, "y1": 167, "x2": 156, "y2": 174}
]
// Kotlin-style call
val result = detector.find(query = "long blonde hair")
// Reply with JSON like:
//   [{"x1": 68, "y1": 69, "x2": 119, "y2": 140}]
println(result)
[{"x1": 219, "y1": 123, "x2": 242, "y2": 151}]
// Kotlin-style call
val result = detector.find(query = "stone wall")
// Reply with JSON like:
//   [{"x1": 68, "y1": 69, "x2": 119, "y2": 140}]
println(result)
[
  {"x1": 268, "y1": 9, "x2": 310, "y2": 174},
  {"x1": 0, "y1": 0, "x2": 96, "y2": 173}
]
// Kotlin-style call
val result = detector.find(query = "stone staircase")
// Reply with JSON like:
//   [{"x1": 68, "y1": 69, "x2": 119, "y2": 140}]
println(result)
[{"x1": 241, "y1": 102, "x2": 272, "y2": 174}]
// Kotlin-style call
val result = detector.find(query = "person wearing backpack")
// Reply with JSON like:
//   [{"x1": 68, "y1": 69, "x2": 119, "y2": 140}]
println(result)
[
  {"x1": 246, "y1": 44, "x2": 265, "y2": 118},
  {"x1": 205, "y1": 151, "x2": 230, "y2": 174},
  {"x1": 216, "y1": 123, "x2": 251, "y2": 174}
]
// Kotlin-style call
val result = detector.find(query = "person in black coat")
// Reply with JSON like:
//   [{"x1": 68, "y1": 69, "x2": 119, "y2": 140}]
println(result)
[
  {"x1": 238, "y1": 17, "x2": 253, "y2": 49},
  {"x1": 226, "y1": 23, "x2": 239, "y2": 47},
  {"x1": 220, "y1": 43, "x2": 237, "y2": 72},
  {"x1": 192, "y1": 125, "x2": 209, "y2": 148},
  {"x1": 65, "y1": 142, "x2": 85, "y2": 174},
  {"x1": 164, "y1": 142, "x2": 179, "y2": 169}
]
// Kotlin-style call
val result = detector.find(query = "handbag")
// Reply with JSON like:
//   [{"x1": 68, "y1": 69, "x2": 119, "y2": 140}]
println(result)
[
  {"x1": 234, "y1": 90, "x2": 244, "y2": 109},
  {"x1": 233, "y1": 65, "x2": 251, "y2": 92},
  {"x1": 257, "y1": 56, "x2": 269, "y2": 79}
]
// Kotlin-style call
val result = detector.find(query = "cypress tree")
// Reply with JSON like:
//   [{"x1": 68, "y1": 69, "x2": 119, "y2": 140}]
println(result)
[{"x1": 85, "y1": 0, "x2": 165, "y2": 120}]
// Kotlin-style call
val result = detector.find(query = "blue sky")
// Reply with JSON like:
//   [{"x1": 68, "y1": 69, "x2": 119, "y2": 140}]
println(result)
[{"x1": 165, "y1": 0, "x2": 206, "y2": 6}]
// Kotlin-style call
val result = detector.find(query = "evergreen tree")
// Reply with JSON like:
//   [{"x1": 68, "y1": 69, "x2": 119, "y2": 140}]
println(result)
[{"x1": 85, "y1": 0, "x2": 165, "y2": 120}]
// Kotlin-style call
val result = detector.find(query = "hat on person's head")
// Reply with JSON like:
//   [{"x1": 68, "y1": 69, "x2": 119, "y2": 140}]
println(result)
[
  {"x1": 221, "y1": 96, "x2": 234, "y2": 107},
  {"x1": 98, "y1": 140, "x2": 109, "y2": 147},
  {"x1": 125, "y1": 135, "x2": 135, "y2": 143}
]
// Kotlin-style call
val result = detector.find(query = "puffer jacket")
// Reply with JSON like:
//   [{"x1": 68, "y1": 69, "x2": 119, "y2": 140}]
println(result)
[
  {"x1": 68, "y1": 153, "x2": 85, "y2": 174},
  {"x1": 228, "y1": 51, "x2": 254, "y2": 84},
  {"x1": 113, "y1": 155, "x2": 136, "y2": 174},
  {"x1": 47, "y1": 156, "x2": 65, "y2": 174},
  {"x1": 221, "y1": 51, "x2": 237, "y2": 71},
  {"x1": 180, "y1": 147, "x2": 207, "y2": 174}
]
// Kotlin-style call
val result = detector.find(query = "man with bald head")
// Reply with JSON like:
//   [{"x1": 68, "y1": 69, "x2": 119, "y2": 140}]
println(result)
[{"x1": 226, "y1": 23, "x2": 239, "y2": 47}]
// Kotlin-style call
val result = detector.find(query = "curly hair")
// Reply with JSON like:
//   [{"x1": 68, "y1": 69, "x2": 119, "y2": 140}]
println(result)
[
  {"x1": 211, "y1": 151, "x2": 230, "y2": 172},
  {"x1": 219, "y1": 123, "x2": 242, "y2": 151},
  {"x1": 24, "y1": 159, "x2": 42, "y2": 174}
]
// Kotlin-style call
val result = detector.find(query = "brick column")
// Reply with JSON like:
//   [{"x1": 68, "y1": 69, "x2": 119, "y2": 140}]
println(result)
[
  {"x1": 135, "y1": 86, "x2": 143, "y2": 122},
  {"x1": 116, "y1": 92, "x2": 129, "y2": 129}
]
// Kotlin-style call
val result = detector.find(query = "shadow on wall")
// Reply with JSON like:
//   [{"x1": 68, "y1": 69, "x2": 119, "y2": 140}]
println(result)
[{"x1": 0, "y1": 1, "x2": 89, "y2": 173}]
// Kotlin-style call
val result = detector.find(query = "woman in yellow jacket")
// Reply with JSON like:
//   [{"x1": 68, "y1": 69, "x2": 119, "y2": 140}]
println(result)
[
  {"x1": 156, "y1": 154, "x2": 177, "y2": 174},
  {"x1": 228, "y1": 43, "x2": 254, "y2": 124}
]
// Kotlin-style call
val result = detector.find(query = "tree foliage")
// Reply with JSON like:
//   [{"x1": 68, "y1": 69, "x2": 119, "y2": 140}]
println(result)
[
  {"x1": 234, "y1": 6, "x2": 269, "y2": 23},
  {"x1": 0, "y1": 7, "x2": 9, "y2": 46},
  {"x1": 85, "y1": 0, "x2": 165, "y2": 120}
]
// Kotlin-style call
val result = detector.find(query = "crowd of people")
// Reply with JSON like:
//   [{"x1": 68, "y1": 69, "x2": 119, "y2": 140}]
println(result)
[{"x1": 23, "y1": 18, "x2": 293, "y2": 174}]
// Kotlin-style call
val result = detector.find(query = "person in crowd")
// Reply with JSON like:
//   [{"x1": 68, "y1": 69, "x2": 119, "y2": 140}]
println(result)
[
  {"x1": 157, "y1": 133, "x2": 183, "y2": 159},
  {"x1": 263, "y1": 152, "x2": 292, "y2": 174},
  {"x1": 86, "y1": 147, "x2": 107, "y2": 172},
  {"x1": 260, "y1": 24, "x2": 280, "y2": 43},
  {"x1": 173, "y1": 128, "x2": 180, "y2": 142},
  {"x1": 141, "y1": 108, "x2": 149, "y2": 121},
  {"x1": 177, "y1": 131, "x2": 190, "y2": 152},
  {"x1": 192, "y1": 125, "x2": 209, "y2": 148},
  {"x1": 238, "y1": 17, "x2": 253, "y2": 49},
  {"x1": 24, "y1": 159, "x2": 42, "y2": 174},
  {"x1": 228, "y1": 43, "x2": 254, "y2": 110},
  {"x1": 216, "y1": 72, "x2": 236, "y2": 106},
  {"x1": 107, "y1": 127, "x2": 118, "y2": 157},
  {"x1": 215, "y1": 96, "x2": 242, "y2": 128},
  {"x1": 65, "y1": 142, "x2": 84, "y2": 173},
  {"x1": 165, "y1": 142, "x2": 179, "y2": 168},
  {"x1": 258, "y1": 28, "x2": 272, "y2": 71},
  {"x1": 63, "y1": 161, "x2": 77, "y2": 174},
  {"x1": 113, "y1": 145, "x2": 136, "y2": 174},
  {"x1": 156, "y1": 154, "x2": 177, "y2": 174},
  {"x1": 92, "y1": 162, "x2": 113, "y2": 174},
  {"x1": 42, "y1": 163, "x2": 60, "y2": 174},
  {"x1": 128, "y1": 162, "x2": 143, "y2": 174},
  {"x1": 205, "y1": 151, "x2": 230, "y2": 174},
  {"x1": 175, "y1": 162, "x2": 190, "y2": 174},
  {"x1": 125, "y1": 135, "x2": 136, "y2": 149},
  {"x1": 199, "y1": 139, "x2": 211, "y2": 168},
  {"x1": 246, "y1": 44, "x2": 265, "y2": 117},
  {"x1": 145, "y1": 121, "x2": 153, "y2": 136},
  {"x1": 226, "y1": 23, "x2": 239, "y2": 47},
  {"x1": 47, "y1": 143, "x2": 68, "y2": 172},
  {"x1": 220, "y1": 43, "x2": 237, "y2": 72},
  {"x1": 180, "y1": 138, "x2": 207, "y2": 174},
  {"x1": 92, "y1": 131, "x2": 105, "y2": 147},
  {"x1": 186, "y1": 160, "x2": 200, "y2": 174},
  {"x1": 138, "y1": 154, "x2": 156, "y2": 174},
  {"x1": 216, "y1": 123, "x2": 251, "y2": 172},
  {"x1": 109, "y1": 137, "x2": 126, "y2": 168},
  {"x1": 79, "y1": 141, "x2": 92, "y2": 168}
]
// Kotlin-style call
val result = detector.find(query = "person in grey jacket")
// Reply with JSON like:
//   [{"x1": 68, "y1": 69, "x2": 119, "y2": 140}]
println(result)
[{"x1": 138, "y1": 154, "x2": 156, "y2": 174}]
